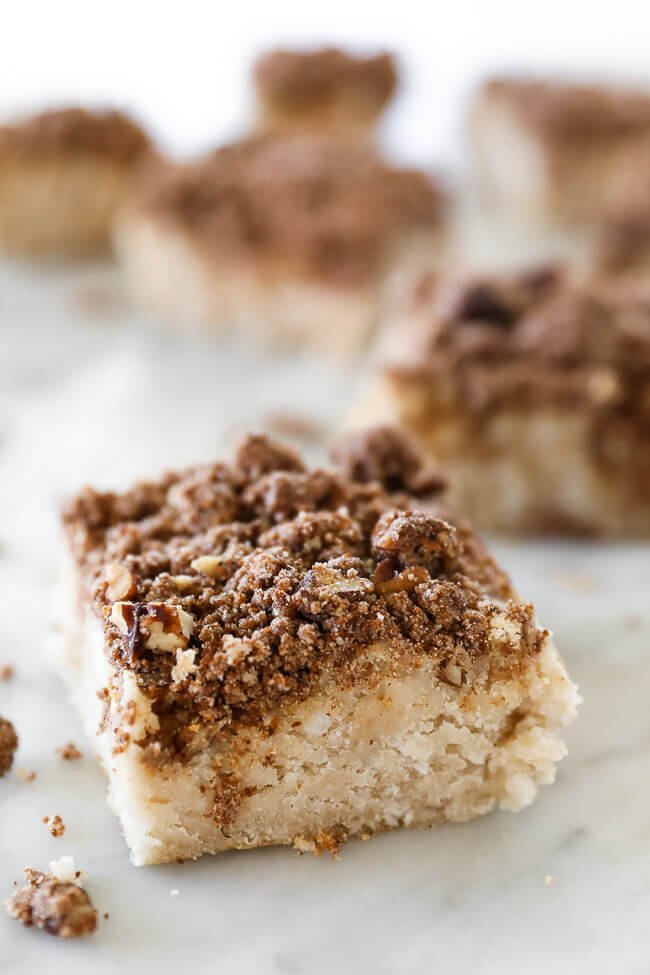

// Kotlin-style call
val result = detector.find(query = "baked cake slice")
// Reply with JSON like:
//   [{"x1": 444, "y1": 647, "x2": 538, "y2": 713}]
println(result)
[
  {"x1": 0, "y1": 107, "x2": 151, "y2": 255},
  {"x1": 59, "y1": 430, "x2": 578, "y2": 866},
  {"x1": 351, "y1": 268, "x2": 650, "y2": 535},
  {"x1": 113, "y1": 134, "x2": 445, "y2": 357},
  {"x1": 469, "y1": 77, "x2": 650, "y2": 226},
  {"x1": 253, "y1": 47, "x2": 398, "y2": 140}
]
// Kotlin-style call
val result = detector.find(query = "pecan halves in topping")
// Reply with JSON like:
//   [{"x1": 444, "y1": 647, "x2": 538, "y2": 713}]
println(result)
[
  {"x1": 109, "y1": 601, "x2": 195, "y2": 660},
  {"x1": 371, "y1": 510, "x2": 459, "y2": 575}
]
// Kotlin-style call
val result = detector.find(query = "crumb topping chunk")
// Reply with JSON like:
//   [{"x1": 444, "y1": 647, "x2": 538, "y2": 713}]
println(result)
[
  {"x1": 0, "y1": 715, "x2": 18, "y2": 775},
  {"x1": 5, "y1": 868, "x2": 97, "y2": 938},
  {"x1": 63, "y1": 429, "x2": 537, "y2": 758}
]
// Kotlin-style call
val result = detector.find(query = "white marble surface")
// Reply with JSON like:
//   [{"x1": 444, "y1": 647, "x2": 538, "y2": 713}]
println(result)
[{"x1": 1, "y1": 260, "x2": 649, "y2": 974}]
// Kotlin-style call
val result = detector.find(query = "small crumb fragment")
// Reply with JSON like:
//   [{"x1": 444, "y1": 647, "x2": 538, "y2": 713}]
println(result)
[
  {"x1": 4, "y1": 867, "x2": 97, "y2": 938},
  {"x1": 545, "y1": 874, "x2": 554, "y2": 885},
  {"x1": 0, "y1": 664, "x2": 13, "y2": 681},
  {"x1": 48, "y1": 815, "x2": 65, "y2": 839},
  {"x1": 57, "y1": 742, "x2": 82, "y2": 761},
  {"x1": 49, "y1": 856, "x2": 80, "y2": 886},
  {"x1": 103, "y1": 912, "x2": 109, "y2": 920},
  {"x1": 0, "y1": 716, "x2": 18, "y2": 775},
  {"x1": 553, "y1": 571, "x2": 596, "y2": 593},
  {"x1": 170, "y1": 889, "x2": 179, "y2": 896},
  {"x1": 17, "y1": 768, "x2": 36, "y2": 783}
]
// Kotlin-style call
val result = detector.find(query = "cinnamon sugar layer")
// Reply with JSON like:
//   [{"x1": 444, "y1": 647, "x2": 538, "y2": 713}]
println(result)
[{"x1": 62, "y1": 430, "x2": 537, "y2": 760}]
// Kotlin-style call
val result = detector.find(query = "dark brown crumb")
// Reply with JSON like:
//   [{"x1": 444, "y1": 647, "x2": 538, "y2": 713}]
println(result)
[
  {"x1": 0, "y1": 664, "x2": 13, "y2": 681},
  {"x1": 0, "y1": 716, "x2": 18, "y2": 776},
  {"x1": 103, "y1": 912, "x2": 109, "y2": 920},
  {"x1": 62, "y1": 429, "x2": 534, "y2": 765},
  {"x1": 57, "y1": 742, "x2": 82, "y2": 761},
  {"x1": 4, "y1": 868, "x2": 97, "y2": 938}
]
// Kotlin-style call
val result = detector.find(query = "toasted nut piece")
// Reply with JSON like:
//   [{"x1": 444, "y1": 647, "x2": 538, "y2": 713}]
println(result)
[
  {"x1": 142, "y1": 603, "x2": 195, "y2": 653},
  {"x1": 109, "y1": 601, "x2": 137, "y2": 636},
  {"x1": 190, "y1": 556, "x2": 223, "y2": 578},
  {"x1": 105, "y1": 563, "x2": 136, "y2": 601}
]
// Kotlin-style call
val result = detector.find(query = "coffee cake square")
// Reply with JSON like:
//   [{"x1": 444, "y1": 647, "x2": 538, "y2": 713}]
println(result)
[
  {"x1": 0, "y1": 107, "x2": 151, "y2": 254},
  {"x1": 352, "y1": 268, "x2": 650, "y2": 535},
  {"x1": 113, "y1": 135, "x2": 446, "y2": 357},
  {"x1": 469, "y1": 78, "x2": 650, "y2": 227},
  {"x1": 59, "y1": 430, "x2": 577, "y2": 865}
]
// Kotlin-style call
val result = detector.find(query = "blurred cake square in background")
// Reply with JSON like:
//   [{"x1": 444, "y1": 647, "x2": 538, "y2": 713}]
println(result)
[
  {"x1": 0, "y1": 107, "x2": 152, "y2": 255},
  {"x1": 253, "y1": 47, "x2": 398, "y2": 141},
  {"x1": 114, "y1": 134, "x2": 447, "y2": 357},
  {"x1": 468, "y1": 77, "x2": 650, "y2": 227},
  {"x1": 348, "y1": 266, "x2": 650, "y2": 536}
]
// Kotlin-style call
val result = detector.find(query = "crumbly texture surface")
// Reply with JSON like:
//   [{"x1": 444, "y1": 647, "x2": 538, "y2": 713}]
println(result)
[
  {"x1": 370, "y1": 269, "x2": 650, "y2": 533},
  {"x1": 254, "y1": 48, "x2": 397, "y2": 113},
  {"x1": 5, "y1": 869, "x2": 97, "y2": 938},
  {"x1": 60, "y1": 430, "x2": 578, "y2": 863},
  {"x1": 0, "y1": 107, "x2": 150, "y2": 163},
  {"x1": 126, "y1": 136, "x2": 443, "y2": 289},
  {"x1": 0, "y1": 715, "x2": 18, "y2": 775}
]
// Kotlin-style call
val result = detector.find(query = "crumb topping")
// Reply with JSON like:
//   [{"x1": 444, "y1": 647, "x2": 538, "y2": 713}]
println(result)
[
  {"x1": 133, "y1": 136, "x2": 443, "y2": 288},
  {"x1": 0, "y1": 107, "x2": 150, "y2": 163},
  {"x1": 482, "y1": 78, "x2": 650, "y2": 138},
  {"x1": 5, "y1": 868, "x2": 97, "y2": 938},
  {"x1": 63, "y1": 430, "x2": 536, "y2": 759},
  {"x1": 0, "y1": 715, "x2": 17, "y2": 775},
  {"x1": 254, "y1": 48, "x2": 397, "y2": 110}
]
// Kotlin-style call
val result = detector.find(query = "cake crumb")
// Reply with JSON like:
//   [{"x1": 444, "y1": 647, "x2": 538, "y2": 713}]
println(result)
[
  {"x1": 49, "y1": 856, "x2": 81, "y2": 886},
  {"x1": 0, "y1": 664, "x2": 13, "y2": 681},
  {"x1": 0, "y1": 716, "x2": 18, "y2": 775},
  {"x1": 170, "y1": 889, "x2": 179, "y2": 896},
  {"x1": 47, "y1": 815, "x2": 65, "y2": 838},
  {"x1": 57, "y1": 742, "x2": 82, "y2": 761},
  {"x1": 545, "y1": 874, "x2": 554, "y2": 885},
  {"x1": 17, "y1": 768, "x2": 36, "y2": 783},
  {"x1": 4, "y1": 867, "x2": 97, "y2": 938}
]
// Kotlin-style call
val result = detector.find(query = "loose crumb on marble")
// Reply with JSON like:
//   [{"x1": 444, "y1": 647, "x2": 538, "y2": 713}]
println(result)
[
  {"x1": 57, "y1": 742, "x2": 82, "y2": 761},
  {"x1": 4, "y1": 866, "x2": 97, "y2": 938},
  {"x1": 170, "y1": 889, "x2": 179, "y2": 896},
  {"x1": 45, "y1": 815, "x2": 65, "y2": 838},
  {"x1": 545, "y1": 874, "x2": 554, "y2": 885},
  {"x1": 0, "y1": 664, "x2": 14, "y2": 681},
  {"x1": 0, "y1": 716, "x2": 18, "y2": 775},
  {"x1": 17, "y1": 768, "x2": 36, "y2": 783}
]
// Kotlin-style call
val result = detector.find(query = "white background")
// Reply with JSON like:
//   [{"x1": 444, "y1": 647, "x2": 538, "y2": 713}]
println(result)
[{"x1": 2, "y1": 0, "x2": 650, "y2": 167}]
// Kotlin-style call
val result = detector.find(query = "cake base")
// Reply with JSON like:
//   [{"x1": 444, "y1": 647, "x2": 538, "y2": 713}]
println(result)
[
  {"x1": 0, "y1": 156, "x2": 135, "y2": 255},
  {"x1": 57, "y1": 568, "x2": 578, "y2": 866},
  {"x1": 113, "y1": 211, "x2": 442, "y2": 359}
]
